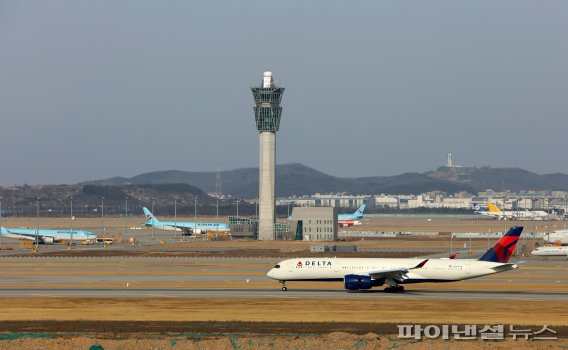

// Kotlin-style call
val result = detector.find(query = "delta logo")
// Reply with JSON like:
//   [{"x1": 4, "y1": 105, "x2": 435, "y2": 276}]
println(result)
[{"x1": 296, "y1": 261, "x2": 303, "y2": 268}]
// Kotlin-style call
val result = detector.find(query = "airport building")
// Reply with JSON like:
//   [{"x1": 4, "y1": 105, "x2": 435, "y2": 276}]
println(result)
[
  {"x1": 289, "y1": 207, "x2": 338, "y2": 241},
  {"x1": 277, "y1": 194, "x2": 368, "y2": 208},
  {"x1": 228, "y1": 216, "x2": 290, "y2": 240},
  {"x1": 252, "y1": 71, "x2": 285, "y2": 240}
]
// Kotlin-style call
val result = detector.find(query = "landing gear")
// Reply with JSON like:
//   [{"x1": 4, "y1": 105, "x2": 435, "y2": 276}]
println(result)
[
  {"x1": 280, "y1": 281, "x2": 287, "y2": 291},
  {"x1": 384, "y1": 285, "x2": 404, "y2": 293}
]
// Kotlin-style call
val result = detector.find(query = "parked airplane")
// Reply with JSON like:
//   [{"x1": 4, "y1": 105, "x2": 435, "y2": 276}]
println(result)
[
  {"x1": 338, "y1": 204, "x2": 366, "y2": 227},
  {"x1": 0, "y1": 227, "x2": 96, "y2": 244},
  {"x1": 544, "y1": 228, "x2": 568, "y2": 245},
  {"x1": 267, "y1": 226, "x2": 523, "y2": 292},
  {"x1": 475, "y1": 203, "x2": 549, "y2": 220},
  {"x1": 531, "y1": 246, "x2": 568, "y2": 258},
  {"x1": 142, "y1": 207, "x2": 230, "y2": 235}
]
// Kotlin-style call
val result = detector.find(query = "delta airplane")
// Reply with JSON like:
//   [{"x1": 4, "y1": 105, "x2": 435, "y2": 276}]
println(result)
[
  {"x1": 544, "y1": 228, "x2": 568, "y2": 245},
  {"x1": 142, "y1": 207, "x2": 230, "y2": 235},
  {"x1": 0, "y1": 227, "x2": 96, "y2": 244},
  {"x1": 267, "y1": 226, "x2": 523, "y2": 293},
  {"x1": 338, "y1": 204, "x2": 366, "y2": 227},
  {"x1": 476, "y1": 203, "x2": 549, "y2": 220},
  {"x1": 531, "y1": 246, "x2": 568, "y2": 258}
]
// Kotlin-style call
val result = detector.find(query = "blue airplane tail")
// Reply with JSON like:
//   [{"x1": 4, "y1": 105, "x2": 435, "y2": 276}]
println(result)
[
  {"x1": 143, "y1": 207, "x2": 160, "y2": 224},
  {"x1": 354, "y1": 204, "x2": 366, "y2": 217},
  {"x1": 478, "y1": 226, "x2": 523, "y2": 263}
]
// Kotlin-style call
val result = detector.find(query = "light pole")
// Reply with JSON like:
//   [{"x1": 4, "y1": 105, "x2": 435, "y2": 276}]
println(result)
[
  {"x1": 101, "y1": 197, "x2": 105, "y2": 236},
  {"x1": 216, "y1": 199, "x2": 219, "y2": 239},
  {"x1": 151, "y1": 198, "x2": 155, "y2": 240},
  {"x1": 236, "y1": 200, "x2": 239, "y2": 218},
  {"x1": 194, "y1": 199, "x2": 197, "y2": 235},
  {"x1": 69, "y1": 197, "x2": 73, "y2": 249},
  {"x1": 174, "y1": 198, "x2": 177, "y2": 239},
  {"x1": 124, "y1": 196, "x2": 128, "y2": 238},
  {"x1": 35, "y1": 197, "x2": 40, "y2": 252}
]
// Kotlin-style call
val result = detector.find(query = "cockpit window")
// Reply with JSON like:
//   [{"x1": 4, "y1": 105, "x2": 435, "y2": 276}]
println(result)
[{"x1": 274, "y1": 264, "x2": 280, "y2": 269}]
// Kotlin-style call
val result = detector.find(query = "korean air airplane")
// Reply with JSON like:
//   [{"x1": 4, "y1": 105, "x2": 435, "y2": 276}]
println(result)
[
  {"x1": 267, "y1": 226, "x2": 523, "y2": 293},
  {"x1": 142, "y1": 207, "x2": 230, "y2": 235},
  {"x1": 0, "y1": 227, "x2": 96, "y2": 244},
  {"x1": 338, "y1": 204, "x2": 366, "y2": 227}
]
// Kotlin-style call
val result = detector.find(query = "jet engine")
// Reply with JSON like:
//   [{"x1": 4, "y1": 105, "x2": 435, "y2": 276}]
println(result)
[
  {"x1": 40, "y1": 236, "x2": 54, "y2": 244},
  {"x1": 344, "y1": 274, "x2": 372, "y2": 290}
]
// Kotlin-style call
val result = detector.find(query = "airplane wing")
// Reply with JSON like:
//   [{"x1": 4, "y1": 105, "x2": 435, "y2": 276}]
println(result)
[
  {"x1": 164, "y1": 224, "x2": 187, "y2": 232},
  {"x1": 366, "y1": 259, "x2": 428, "y2": 281},
  {"x1": 3, "y1": 229, "x2": 55, "y2": 243}
]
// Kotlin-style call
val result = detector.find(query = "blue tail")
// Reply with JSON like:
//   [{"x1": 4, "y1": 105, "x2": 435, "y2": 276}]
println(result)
[
  {"x1": 478, "y1": 226, "x2": 523, "y2": 263},
  {"x1": 143, "y1": 207, "x2": 160, "y2": 224},
  {"x1": 353, "y1": 204, "x2": 366, "y2": 218}
]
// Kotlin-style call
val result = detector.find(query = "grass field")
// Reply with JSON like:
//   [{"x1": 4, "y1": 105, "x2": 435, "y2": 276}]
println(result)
[{"x1": 0, "y1": 297, "x2": 566, "y2": 326}]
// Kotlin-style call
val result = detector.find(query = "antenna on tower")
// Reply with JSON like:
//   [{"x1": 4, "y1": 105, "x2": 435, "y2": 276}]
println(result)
[{"x1": 215, "y1": 167, "x2": 222, "y2": 195}]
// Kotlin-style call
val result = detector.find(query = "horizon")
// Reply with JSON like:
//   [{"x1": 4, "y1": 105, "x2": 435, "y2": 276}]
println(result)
[{"x1": 0, "y1": 162, "x2": 566, "y2": 187}]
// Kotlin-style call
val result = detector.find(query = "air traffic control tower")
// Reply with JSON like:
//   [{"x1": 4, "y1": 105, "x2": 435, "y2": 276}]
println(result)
[{"x1": 251, "y1": 71, "x2": 285, "y2": 240}]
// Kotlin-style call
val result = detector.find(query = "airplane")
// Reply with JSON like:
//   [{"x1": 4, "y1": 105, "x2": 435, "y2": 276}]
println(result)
[
  {"x1": 0, "y1": 227, "x2": 96, "y2": 244},
  {"x1": 338, "y1": 204, "x2": 366, "y2": 227},
  {"x1": 475, "y1": 202, "x2": 549, "y2": 220},
  {"x1": 267, "y1": 226, "x2": 523, "y2": 293},
  {"x1": 531, "y1": 246, "x2": 568, "y2": 258},
  {"x1": 544, "y1": 228, "x2": 568, "y2": 245},
  {"x1": 142, "y1": 207, "x2": 230, "y2": 235}
]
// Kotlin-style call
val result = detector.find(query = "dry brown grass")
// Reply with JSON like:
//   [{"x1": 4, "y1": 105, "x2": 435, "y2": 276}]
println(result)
[{"x1": 0, "y1": 297, "x2": 566, "y2": 326}]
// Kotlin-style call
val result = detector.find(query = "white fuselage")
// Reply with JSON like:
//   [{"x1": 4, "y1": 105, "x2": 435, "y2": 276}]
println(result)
[
  {"x1": 267, "y1": 258, "x2": 516, "y2": 284},
  {"x1": 477, "y1": 210, "x2": 548, "y2": 220},
  {"x1": 0, "y1": 228, "x2": 96, "y2": 243},
  {"x1": 531, "y1": 246, "x2": 568, "y2": 257},
  {"x1": 544, "y1": 229, "x2": 568, "y2": 245}
]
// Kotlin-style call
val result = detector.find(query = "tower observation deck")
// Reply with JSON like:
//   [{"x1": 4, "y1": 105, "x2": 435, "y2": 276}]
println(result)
[{"x1": 251, "y1": 72, "x2": 285, "y2": 240}]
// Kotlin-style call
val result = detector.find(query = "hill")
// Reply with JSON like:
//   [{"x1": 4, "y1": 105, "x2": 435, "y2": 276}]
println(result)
[
  {"x1": 426, "y1": 166, "x2": 568, "y2": 192},
  {"x1": 85, "y1": 163, "x2": 474, "y2": 198}
]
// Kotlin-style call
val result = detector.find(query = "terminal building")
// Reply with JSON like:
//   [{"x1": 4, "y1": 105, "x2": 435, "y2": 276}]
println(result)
[
  {"x1": 289, "y1": 207, "x2": 338, "y2": 241},
  {"x1": 228, "y1": 206, "x2": 338, "y2": 241}
]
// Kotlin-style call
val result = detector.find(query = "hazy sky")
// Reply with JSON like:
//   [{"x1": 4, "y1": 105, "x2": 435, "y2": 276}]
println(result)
[{"x1": 1, "y1": 1, "x2": 567, "y2": 184}]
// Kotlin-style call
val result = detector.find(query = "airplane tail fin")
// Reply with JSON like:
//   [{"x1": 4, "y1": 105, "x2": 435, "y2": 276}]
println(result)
[
  {"x1": 478, "y1": 226, "x2": 523, "y2": 263},
  {"x1": 354, "y1": 204, "x2": 366, "y2": 217},
  {"x1": 143, "y1": 207, "x2": 160, "y2": 224},
  {"x1": 487, "y1": 202, "x2": 502, "y2": 213}
]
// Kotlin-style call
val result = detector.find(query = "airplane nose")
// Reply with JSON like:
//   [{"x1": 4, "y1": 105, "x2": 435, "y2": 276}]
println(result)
[{"x1": 266, "y1": 269, "x2": 274, "y2": 279}]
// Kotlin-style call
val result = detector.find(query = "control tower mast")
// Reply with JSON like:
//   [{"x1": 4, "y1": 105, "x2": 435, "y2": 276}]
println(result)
[{"x1": 251, "y1": 72, "x2": 285, "y2": 240}]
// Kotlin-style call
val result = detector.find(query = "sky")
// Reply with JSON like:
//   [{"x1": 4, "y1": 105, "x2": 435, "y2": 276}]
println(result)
[{"x1": 0, "y1": 1, "x2": 567, "y2": 185}]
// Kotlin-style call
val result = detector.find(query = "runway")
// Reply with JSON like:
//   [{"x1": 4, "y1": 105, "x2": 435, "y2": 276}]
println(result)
[{"x1": 1, "y1": 287, "x2": 566, "y2": 301}]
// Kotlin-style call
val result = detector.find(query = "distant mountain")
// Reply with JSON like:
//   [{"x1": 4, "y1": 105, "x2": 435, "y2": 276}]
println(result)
[
  {"x1": 426, "y1": 166, "x2": 568, "y2": 192},
  {"x1": 84, "y1": 163, "x2": 475, "y2": 198}
]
